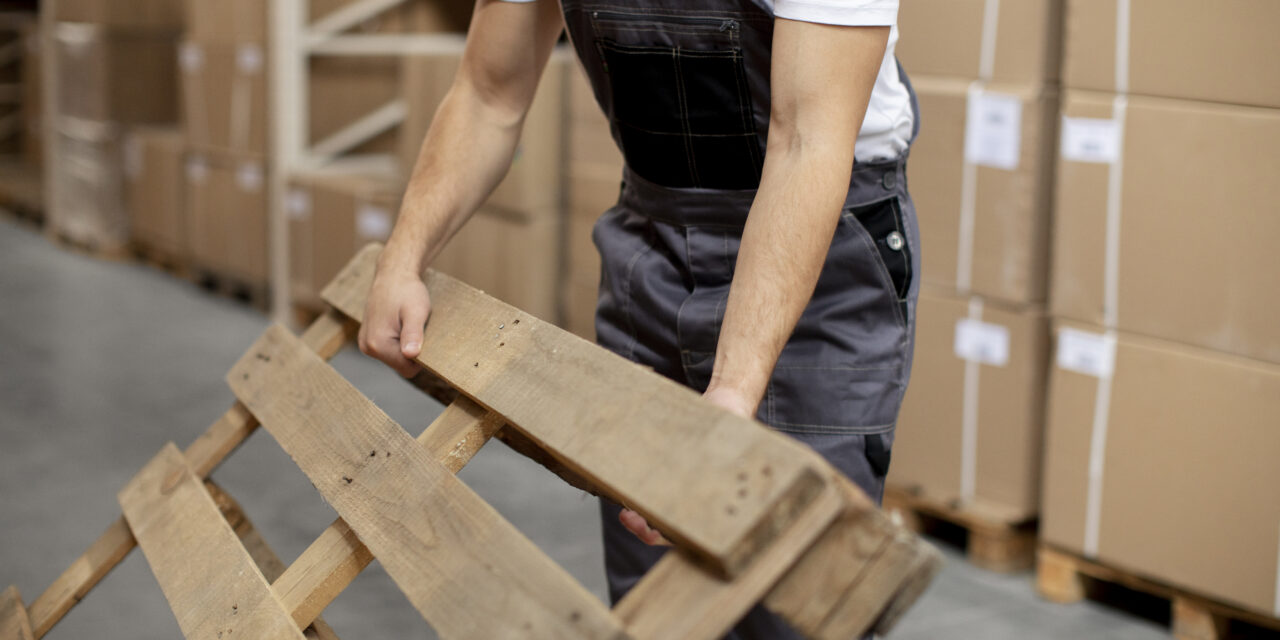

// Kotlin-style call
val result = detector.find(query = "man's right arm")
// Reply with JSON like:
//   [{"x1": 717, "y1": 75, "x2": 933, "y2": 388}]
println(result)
[{"x1": 359, "y1": 0, "x2": 564, "y2": 376}]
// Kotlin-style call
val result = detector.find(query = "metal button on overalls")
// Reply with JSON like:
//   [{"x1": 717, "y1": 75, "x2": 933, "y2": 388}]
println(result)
[{"x1": 560, "y1": 3, "x2": 922, "y2": 637}]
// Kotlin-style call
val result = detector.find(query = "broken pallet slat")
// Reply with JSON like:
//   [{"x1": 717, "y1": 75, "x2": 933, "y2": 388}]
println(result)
[
  {"x1": 22, "y1": 310, "x2": 356, "y2": 639},
  {"x1": 321, "y1": 244, "x2": 829, "y2": 578},
  {"x1": 227, "y1": 325, "x2": 626, "y2": 640},
  {"x1": 0, "y1": 585, "x2": 34, "y2": 640},
  {"x1": 271, "y1": 396, "x2": 505, "y2": 630},
  {"x1": 118, "y1": 443, "x2": 307, "y2": 640}
]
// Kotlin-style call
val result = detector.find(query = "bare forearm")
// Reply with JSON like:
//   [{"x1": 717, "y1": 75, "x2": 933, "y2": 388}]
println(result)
[
  {"x1": 379, "y1": 0, "x2": 562, "y2": 277},
  {"x1": 707, "y1": 19, "x2": 889, "y2": 411}
]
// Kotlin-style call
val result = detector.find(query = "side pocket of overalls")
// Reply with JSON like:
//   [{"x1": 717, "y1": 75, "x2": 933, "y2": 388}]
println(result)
[{"x1": 844, "y1": 197, "x2": 913, "y2": 327}]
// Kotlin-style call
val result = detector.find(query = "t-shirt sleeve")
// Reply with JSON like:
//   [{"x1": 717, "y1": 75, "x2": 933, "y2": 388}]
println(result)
[{"x1": 773, "y1": 0, "x2": 898, "y2": 26}]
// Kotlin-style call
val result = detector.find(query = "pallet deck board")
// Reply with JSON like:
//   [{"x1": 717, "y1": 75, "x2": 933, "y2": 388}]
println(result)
[
  {"x1": 321, "y1": 244, "x2": 830, "y2": 578},
  {"x1": 270, "y1": 396, "x2": 503, "y2": 629},
  {"x1": 883, "y1": 485, "x2": 1035, "y2": 573},
  {"x1": 0, "y1": 585, "x2": 34, "y2": 640},
  {"x1": 118, "y1": 443, "x2": 307, "y2": 640},
  {"x1": 22, "y1": 310, "x2": 355, "y2": 639},
  {"x1": 228, "y1": 325, "x2": 627, "y2": 640}
]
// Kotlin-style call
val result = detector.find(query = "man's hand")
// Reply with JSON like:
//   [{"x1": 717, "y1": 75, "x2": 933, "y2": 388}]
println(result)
[
  {"x1": 358, "y1": 265, "x2": 431, "y2": 379},
  {"x1": 619, "y1": 387, "x2": 757, "y2": 546}
]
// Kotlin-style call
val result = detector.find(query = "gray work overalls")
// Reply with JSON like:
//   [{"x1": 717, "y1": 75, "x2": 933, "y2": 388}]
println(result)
[{"x1": 560, "y1": 2, "x2": 921, "y2": 637}]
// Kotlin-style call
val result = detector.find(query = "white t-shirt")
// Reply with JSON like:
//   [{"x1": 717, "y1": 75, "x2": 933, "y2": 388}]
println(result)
[{"x1": 503, "y1": 0, "x2": 912, "y2": 163}]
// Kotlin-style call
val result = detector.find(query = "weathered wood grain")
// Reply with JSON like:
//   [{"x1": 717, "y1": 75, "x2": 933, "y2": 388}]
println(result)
[
  {"x1": 321, "y1": 244, "x2": 829, "y2": 578},
  {"x1": 615, "y1": 484, "x2": 845, "y2": 640},
  {"x1": 118, "y1": 443, "x2": 306, "y2": 640},
  {"x1": 228, "y1": 325, "x2": 626, "y2": 639},
  {"x1": 271, "y1": 397, "x2": 504, "y2": 630},
  {"x1": 24, "y1": 310, "x2": 356, "y2": 638},
  {"x1": 0, "y1": 585, "x2": 34, "y2": 640}
]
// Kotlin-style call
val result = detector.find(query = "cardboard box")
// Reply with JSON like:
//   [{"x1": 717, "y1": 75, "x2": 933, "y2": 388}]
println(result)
[
  {"x1": 1051, "y1": 91, "x2": 1280, "y2": 364},
  {"x1": 185, "y1": 152, "x2": 268, "y2": 285},
  {"x1": 897, "y1": 0, "x2": 1062, "y2": 84},
  {"x1": 125, "y1": 128, "x2": 186, "y2": 256},
  {"x1": 1042, "y1": 322, "x2": 1280, "y2": 617},
  {"x1": 563, "y1": 278, "x2": 598, "y2": 341},
  {"x1": 887, "y1": 288, "x2": 1050, "y2": 520},
  {"x1": 180, "y1": 41, "x2": 268, "y2": 155},
  {"x1": 55, "y1": 24, "x2": 180, "y2": 125},
  {"x1": 907, "y1": 76, "x2": 1058, "y2": 305},
  {"x1": 399, "y1": 45, "x2": 566, "y2": 219},
  {"x1": 1063, "y1": 0, "x2": 1280, "y2": 108},
  {"x1": 432, "y1": 208, "x2": 563, "y2": 324},
  {"x1": 50, "y1": 119, "x2": 128, "y2": 249},
  {"x1": 287, "y1": 171, "x2": 404, "y2": 307},
  {"x1": 186, "y1": 0, "x2": 471, "y2": 45},
  {"x1": 57, "y1": 0, "x2": 184, "y2": 30},
  {"x1": 310, "y1": 56, "x2": 401, "y2": 155}
]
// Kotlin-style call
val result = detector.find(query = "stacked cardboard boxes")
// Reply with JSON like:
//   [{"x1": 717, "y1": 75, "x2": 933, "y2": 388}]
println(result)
[
  {"x1": 562, "y1": 64, "x2": 624, "y2": 340},
  {"x1": 1042, "y1": 0, "x2": 1280, "y2": 617},
  {"x1": 395, "y1": 46, "x2": 569, "y2": 324},
  {"x1": 49, "y1": 0, "x2": 183, "y2": 250},
  {"x1": 180, "y1": 1, "x2": 269, "y2": 287},
  {"x1": 20, "y1": 19, "x2": 41, "y2": 168},
  {"x1": 886, "y1": 0, "x2": 1062, "y2": 521}
]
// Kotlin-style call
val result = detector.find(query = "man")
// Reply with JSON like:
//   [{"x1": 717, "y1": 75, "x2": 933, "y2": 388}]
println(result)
[{"x1": 360, "y1": 0, "x2": 919, "y2": 636}]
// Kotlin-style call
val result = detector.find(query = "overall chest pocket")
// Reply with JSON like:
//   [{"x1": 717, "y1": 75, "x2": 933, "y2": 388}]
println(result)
[{"x1": 590, "y1": 11, "x2": 762, "y2": 189}]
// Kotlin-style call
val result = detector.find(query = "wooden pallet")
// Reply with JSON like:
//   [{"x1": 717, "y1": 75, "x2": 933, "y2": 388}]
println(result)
[
  {"x1": 0, "y1": 244, "x2": 942, "y2": 639},
  {"x1": 130, "y1": 242, "x2": 192, "y2": 281},
  {"x1": 882, "y1": 485, "x2": 1036, "y2": 573},
  {"x1": 1038, "y1": 545, "x2": 1280, "y2": 640}
]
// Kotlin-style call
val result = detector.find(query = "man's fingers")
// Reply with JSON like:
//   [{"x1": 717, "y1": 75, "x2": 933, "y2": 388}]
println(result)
[
  {"x1": 399, "y1": 302, "x2": 429, "y2": 359},
  {"x1": 619, "y1": 508, "x2": 671, "y2": 546}
]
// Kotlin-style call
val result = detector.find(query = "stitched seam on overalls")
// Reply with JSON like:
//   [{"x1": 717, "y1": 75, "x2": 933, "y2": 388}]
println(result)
[
  {"x1": 771, "y1": 421, "x2": 897, "y2": 436},
  {"x1": 730, "y1": 49, "x2": 763, "y2": 175},
  {"x1": 671, "y1": 52, "x2": 701, "y2": 187}
]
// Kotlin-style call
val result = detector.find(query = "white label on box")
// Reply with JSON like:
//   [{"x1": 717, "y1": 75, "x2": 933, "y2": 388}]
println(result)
[
  {"x1": 1056, "y1": 327, "x2": 1117, "y2": 378},
  {"x1": 356, "y1": 204, "x2": 393, "y2": 240},
  {"x1": 287, "y1": 190, "x2": 311, "y2": 220},
  {"x1": 186, "y1": 157, "x2": 208, "y2": 183},
  {"x1": 180, "y1": 42, "x2": 203, "y2": 72},
  {"x1": 124, "y1": 139, "x2": 143, "y2": 181},
  {"x1": 1061, "y1": 117, "x2": 1121, "y2": 164},
  {"x1": 964, "y1": 91, "x2": 1022, "y2": 170},
  {"x1": 237, "y1": 44, "x2": 263, "y2": 74},
  {"x1": 237, "y1": 163, "x2": 263, "y2": 192},
  {"x1": 954, "y1": 319, "x2": 1011, "y2": 367}
]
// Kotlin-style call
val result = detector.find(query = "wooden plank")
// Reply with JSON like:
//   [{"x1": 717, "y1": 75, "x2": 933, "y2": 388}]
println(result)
[
  {"x1": 228, "y1": 325, "x2": 626, "y2": 639},
  {"x1": 614, "y1": 483, "x2": 844, "y2": 640},
  {"x1": 203, "y1": 482, "x2": 342, "y2": 640},
  {"x1": 118, "y1": 443, "x2": 306, "y2": 640},
  {"x1": 0, "y1": 585, "x2": 34, "y2": 640},
  {"x1": 321, "y1": 244, "x2": 830, "y2": 578},
  {"x1": 24, "y1": 310, "x2": 355, "y2": 638},
  {"x1": 272, "y1": 397, "x2": 504, "y2": 629},
  {"x1": 764, "y1": 479, "x2": 943, "y2": 639}
]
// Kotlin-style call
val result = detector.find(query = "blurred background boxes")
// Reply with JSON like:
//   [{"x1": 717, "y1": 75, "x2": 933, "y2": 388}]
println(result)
[
  {"x1": 125, "y1": 127, "x2": 186, "y2": 260},
  {"x1": 55, "y1": 0, "x2": 184, "y2": 31},
  {"x1": 55, "y1": 23, "x2": 179, "y2": 125},
  {"x1": 184, "y1": 152, "x2": 268, "y2": 288},
  {"x1": 897, "y1": 0, "x2": 1063, "y2": 85},
  {"x1": 892, "y1": 289, "x2": 1050, "y2": 521},
  {"x1": 1052, "y1": 92, "x2": 1280, "y2": 364},
  {"x1": 179, "y1": 41, "x2": 268, "y2": 155},
  {"x1": 286, "y1": 170, "x2": 403, "y2": 308},
  {"x1": 1042, "y1": 323, "x2": 1280, "y2": 618}
]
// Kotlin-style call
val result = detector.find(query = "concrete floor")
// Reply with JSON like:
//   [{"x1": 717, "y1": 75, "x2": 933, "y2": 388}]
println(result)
[{"x1": 0, "y1": 218, "x2": 1172, "y2": 639}]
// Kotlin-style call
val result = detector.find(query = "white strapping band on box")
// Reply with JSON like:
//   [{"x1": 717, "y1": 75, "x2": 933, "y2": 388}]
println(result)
[
  {"x1": 1058, "y1": 0, "x2": 1129, "y2": 561},
  {"x1": 952, "y1": 297, "x2": 1012, "y2": 504},
  {"x1": 955, "y1": 0, "x2": 1025, "y2": 293}
]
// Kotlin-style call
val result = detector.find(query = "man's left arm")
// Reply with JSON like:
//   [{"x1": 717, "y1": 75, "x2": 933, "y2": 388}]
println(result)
[
  {"x1": 619, "y1": 18, "x2": 891, "y2": 546},
  {"x1": 704, "y1": 18, "x2": 891, "y2": 417}
]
